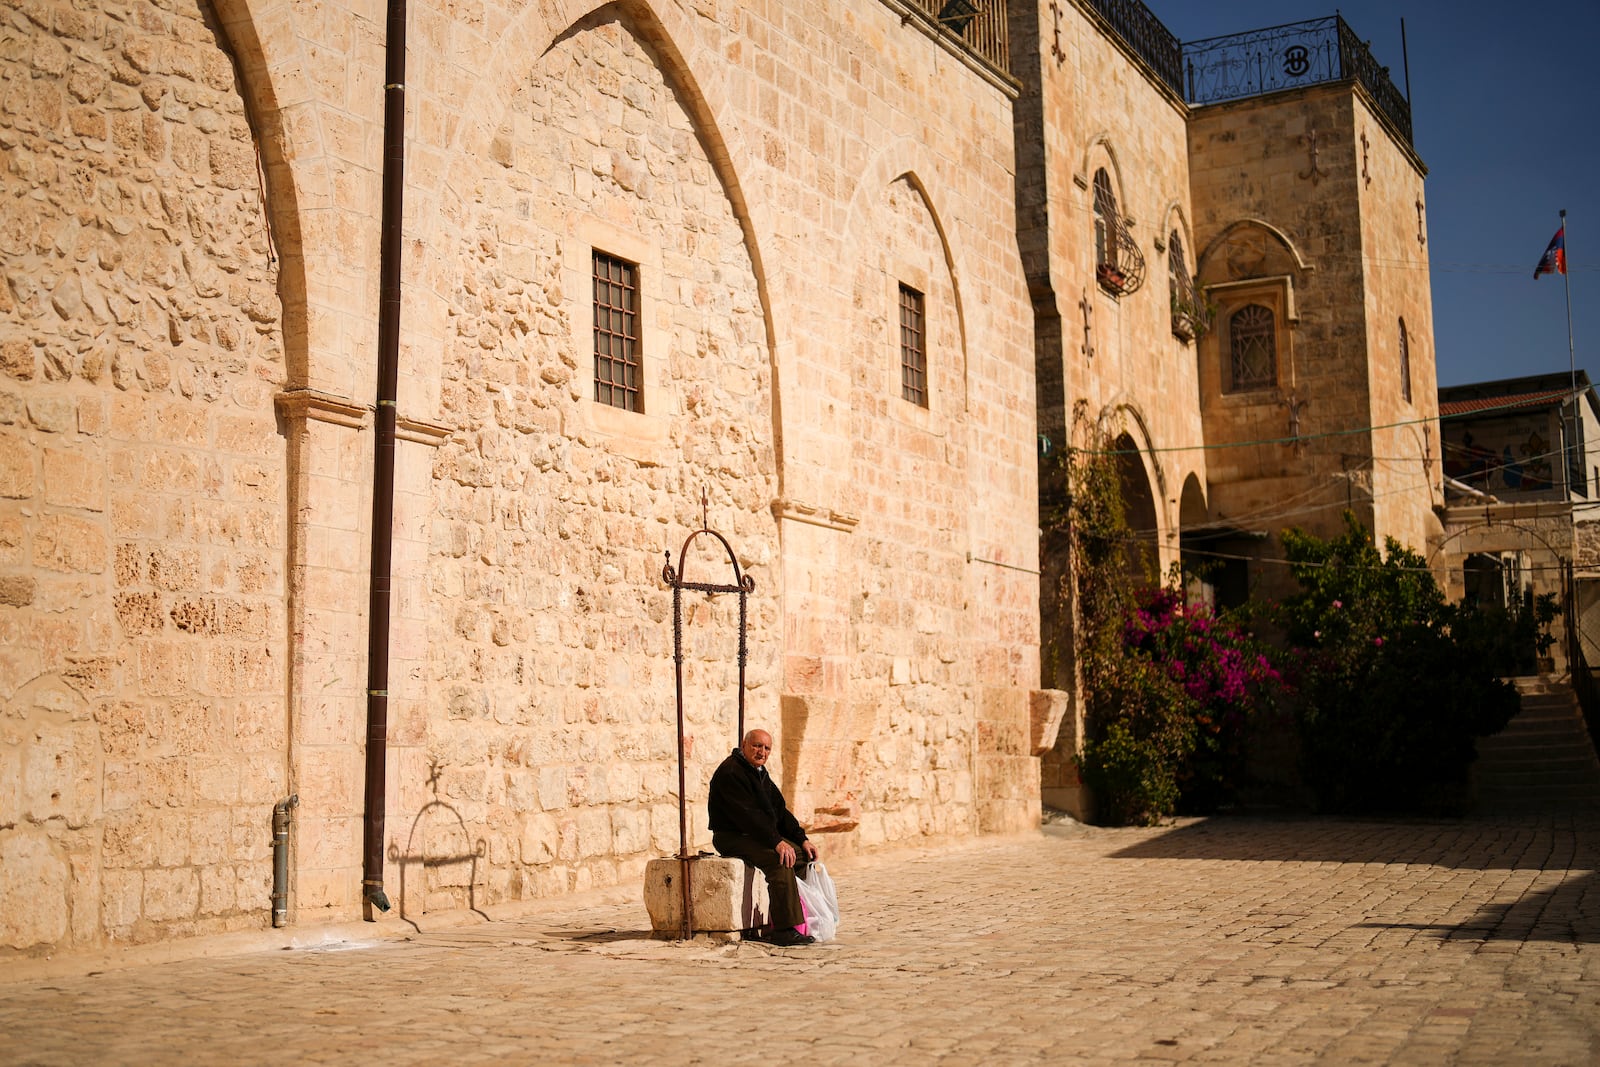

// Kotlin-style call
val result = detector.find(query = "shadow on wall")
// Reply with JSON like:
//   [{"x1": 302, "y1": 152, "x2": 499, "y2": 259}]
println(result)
[{"x1": 387, "y1": 759, "x2": 488, "y2": 929}]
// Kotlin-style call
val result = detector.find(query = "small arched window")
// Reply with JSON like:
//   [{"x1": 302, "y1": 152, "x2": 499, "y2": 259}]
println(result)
[
  {"x1": 1399, "y1": 317, "x2": 1412, "y2": 403},
  {"x1": 1228, "y1": 304, "x2": 1276, "y2": 391},
  {"x1": 1092, "y1": 169, "x2": 1117, "y2": 271},
  {"x1": 1168, "y1": 230, "x2": 1202, "y2": 340}
]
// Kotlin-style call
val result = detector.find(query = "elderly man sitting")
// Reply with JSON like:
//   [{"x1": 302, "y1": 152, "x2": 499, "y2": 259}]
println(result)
[{"x1": 707, "y1": 728, "x2": 819, "y2": 947}]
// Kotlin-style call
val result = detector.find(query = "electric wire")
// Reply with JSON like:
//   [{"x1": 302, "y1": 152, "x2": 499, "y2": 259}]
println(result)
[{"x1": 1069, "y1": 388, "x2": 1589, "y2": 457}]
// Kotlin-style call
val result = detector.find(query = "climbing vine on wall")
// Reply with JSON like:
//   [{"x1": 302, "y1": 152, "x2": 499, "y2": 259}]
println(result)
[{"x1": 1044, "y1": 404, "x2": 1285, "y2": 825}]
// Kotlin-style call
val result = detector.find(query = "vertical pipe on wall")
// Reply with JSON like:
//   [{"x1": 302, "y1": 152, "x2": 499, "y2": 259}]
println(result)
[
  {"x1": 362, "y1": 0, "x2": 407, "y2": 920},
  {"x1": 272, "y1": 794, "x2": 299, "y2": 927}
]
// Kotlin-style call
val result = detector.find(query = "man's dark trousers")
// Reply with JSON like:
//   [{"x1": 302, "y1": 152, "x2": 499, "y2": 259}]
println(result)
[{"x1": 712, "y1": 831, "x2": 809, "y2": 930}]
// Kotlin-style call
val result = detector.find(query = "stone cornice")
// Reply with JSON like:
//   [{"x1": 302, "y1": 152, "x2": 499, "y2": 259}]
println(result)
[
  {"x1": 396, "y1": 416, "x2": 453, "y2": 447},
  {"x1": 274, "y1": 388, "x2": 368, "y2": 429},
  {"x1": 274, "y1": 390, "x2": 454, "y2": 447},
  {"x1": 771, "y1": 498, "x2": 860, "y2": 532}
]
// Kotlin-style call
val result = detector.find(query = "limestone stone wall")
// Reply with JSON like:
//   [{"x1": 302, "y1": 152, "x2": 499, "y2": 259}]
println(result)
[
  {"x1": 1018, "y1": 1, "x2": 1205, "y2": 812},
  {"x1": 417, "y1": 11, "x2": 781, "y2": 904},
  {"x1": 1354, "y1": 94, "x2": 1441, "y2": 561},
  {"x1": 4, "y1": 0, "x2": 1040, "y2": 958},
  {"x1": 402, "y1": 0, "x2": 1038, "y2": 902},
  {"x1": 1022, "y1": 1, "x2": 1206, "y2": 511},
  {"x1": 0, "y1": 0, "x2": 287, "y2": 951}
]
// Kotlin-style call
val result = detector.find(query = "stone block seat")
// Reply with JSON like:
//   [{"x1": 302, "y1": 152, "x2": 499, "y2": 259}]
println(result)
[{"x1": 644, "y1": 855, "x2": 769, "y2": 940}]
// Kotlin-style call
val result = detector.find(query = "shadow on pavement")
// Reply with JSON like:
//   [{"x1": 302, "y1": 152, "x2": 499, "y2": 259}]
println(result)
[
  {"x1": 1104, "y1": 811, "x2": 1600, "y2": 944},
  {"x1": 1106, "y1": 810, "x2": 1598, "y2": 871},
  {"x1": 1352, "y1": 870, "x2": 1600, "y2": 944},
  {"x1": 564, "y1": 929, "x2": 659, "y2": 943}
]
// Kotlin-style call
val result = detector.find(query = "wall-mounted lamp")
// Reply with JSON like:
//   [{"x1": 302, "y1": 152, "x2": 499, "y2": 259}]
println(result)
[{"x1": 938, "y1": 0, "x2": 979, "y2": 35}]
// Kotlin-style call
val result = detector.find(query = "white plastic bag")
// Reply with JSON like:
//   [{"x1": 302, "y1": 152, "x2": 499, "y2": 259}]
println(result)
[{"x1": 796, "y1": 861, "x2": 840, "y2": 943}]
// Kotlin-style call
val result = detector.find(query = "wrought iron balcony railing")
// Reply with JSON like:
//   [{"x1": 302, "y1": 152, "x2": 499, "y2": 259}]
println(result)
[
  {"x1": 901, "y1": 0, "x2": 1011, "y2": 75},
  {"x1": 1081, "y1": 3, "x2": 1415, "y2": 146},
  {"x1": 1182, "y1": 15, "x2": 1413, "y2": 144}
]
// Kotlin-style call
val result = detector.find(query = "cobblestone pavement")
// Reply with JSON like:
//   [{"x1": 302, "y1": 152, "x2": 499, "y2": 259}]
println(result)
[{"x1": 3, "y1": 811, "x2": 1598, "y2": 1065}]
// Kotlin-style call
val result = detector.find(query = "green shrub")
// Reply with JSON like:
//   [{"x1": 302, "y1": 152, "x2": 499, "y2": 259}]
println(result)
[{"x1": 1280, "y1": 514, "x2": 1521, "y2": 813}]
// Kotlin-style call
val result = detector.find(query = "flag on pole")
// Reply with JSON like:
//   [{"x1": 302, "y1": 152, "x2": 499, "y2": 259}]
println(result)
[{"x1": 1534, "y1": 226, "x2": 1567, "y2": 279}]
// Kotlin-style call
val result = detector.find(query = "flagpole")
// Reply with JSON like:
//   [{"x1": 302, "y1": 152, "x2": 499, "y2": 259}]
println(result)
[
  {"x1": 1562, "y1": 209, "x2": 1575, "y2": 397},
  {"x1": 1561, "y1": 209, "x2": 1577, "y2": 496}
]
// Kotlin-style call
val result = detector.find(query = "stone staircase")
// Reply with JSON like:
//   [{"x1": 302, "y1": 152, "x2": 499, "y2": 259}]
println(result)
[{"x1": 1473, "y1": 676, "x2": 1600, "y2": 809}]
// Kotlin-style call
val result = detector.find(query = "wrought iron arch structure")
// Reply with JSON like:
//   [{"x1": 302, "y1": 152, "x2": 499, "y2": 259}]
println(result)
[{"x1": 661, "y1": 494, "x2": 756, "y2": 938}]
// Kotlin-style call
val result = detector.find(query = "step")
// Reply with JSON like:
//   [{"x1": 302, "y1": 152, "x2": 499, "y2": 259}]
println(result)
[
  {"x1": 1478, "y1": 735, "x2": 1597, "y2": 755},
  {"x1": 1476, "y1": 754, "x2": 1600, "y2": 771},
  {"x1": 1470, "y1": 677, "x2": 1600, "y2": 809}
]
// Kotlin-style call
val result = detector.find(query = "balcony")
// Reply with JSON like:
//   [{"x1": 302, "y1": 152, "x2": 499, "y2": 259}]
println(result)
[
  {"x1": 1182, "y1": 15, "x2": 1413, "y2": 144},
  {"x1": 898, "y1": 0, "x2": 1011, "y2": 75},
  {"x1": 1085, "y1": 3, "x2": 1415, "y2": 148}
]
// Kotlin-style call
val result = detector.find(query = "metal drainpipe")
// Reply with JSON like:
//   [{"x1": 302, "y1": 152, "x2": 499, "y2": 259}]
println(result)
[
  {"x1": 362, "y1": 0, "x2": 407, "y2": 921},
  {"x1": 271, "y1": 794, "x2": 299, "y2": 927}
]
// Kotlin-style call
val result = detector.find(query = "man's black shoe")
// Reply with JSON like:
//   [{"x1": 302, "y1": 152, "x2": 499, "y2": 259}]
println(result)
[{"x1": 767, "y1": 928, "x2": 815, "y2": 947}]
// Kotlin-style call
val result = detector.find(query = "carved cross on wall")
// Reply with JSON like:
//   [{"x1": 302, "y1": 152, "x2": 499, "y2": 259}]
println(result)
[
  {"x1": 1360, "y1": 131, "x2": 1371, "y2": 187},
  {"x1": 1079, "y1": 288, "x2": 1094, "y2": 361},
  {"x1": 1298, "y1": 126, "x2": 1328, "y2": 185},
  {"x1": 1415, "y1": 198, "x2": 1427, "y2": 247},
  {"x1": 1049, "y1": 0, "x2": 1066, "y2": 63},
  {"x1": 1285, "y1": 393, "x2": 1309, "y2": 443}
]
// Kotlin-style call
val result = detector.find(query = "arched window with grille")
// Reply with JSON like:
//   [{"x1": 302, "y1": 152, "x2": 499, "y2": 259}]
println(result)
[
  {"x1": 1228, "y1": 304, "x2": 1276, "y2": 392},
  {"x1": 1091, "y1": 169, "x2": 1143, "y2": 295},
  {"x1": 1168, "y1": 230, "x2": 1203, "y2": 341},
  {"x1": 1399, "y1": 317, "x2": 1412, "y2": 403},
  {"x1": 1093, "y1": 170, "x2": 1117, "y2": 272}
]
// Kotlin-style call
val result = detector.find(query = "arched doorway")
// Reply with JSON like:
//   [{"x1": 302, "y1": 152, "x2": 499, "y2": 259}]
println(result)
[{"x1": 1114, "y1": 433, "x2": 1159, "y2": 586}]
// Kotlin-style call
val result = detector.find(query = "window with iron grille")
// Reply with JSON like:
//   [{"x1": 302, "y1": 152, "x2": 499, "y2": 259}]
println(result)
[
  {"x1": 1092, "y1": 169, "x2": 1117, "y2": 272},
  {"x1": 1228, "y1": 304, "x2": 1276, "y2": 392},
  {"x1": 593, "y1": 250, "x2": 641, "y2": 412},
  {"x1": 1168, "y1": 231, "x2": 1204, "y2": 340},
  {"x1": 1399, "y1": 317, "x2": 1412, "y2": 403},
  {"x1": 899, "y1": 283, "x2": 928, "y2": 407}
]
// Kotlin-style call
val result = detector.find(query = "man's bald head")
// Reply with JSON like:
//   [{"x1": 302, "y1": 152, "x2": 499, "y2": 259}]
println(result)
[{"x1": 740, "y1": 729, "x2": 772, "y2": 768}]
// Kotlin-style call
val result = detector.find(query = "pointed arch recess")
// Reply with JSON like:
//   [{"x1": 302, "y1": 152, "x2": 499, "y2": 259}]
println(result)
[
  {"x1": 1178, "y1": 472, "x2": 1209, "y2": 529},
  {"x1": 842, "y1": 138, "x2": 973, "y2": 414},
  {"x1": 1090, "y1": 401, "x2": 1179, "y2": 573},
  {"x1": 1075, "y1": 132, "x2": 1126, "y2": 201},
  {"x1": 412, "y1": 1, "x2": 784, "y2": 481},
  {"x1": 1158, "y1": 200, "x2": 1193, "y2": 254},
  {"x1": 208, "y1": 0, "x2": 328, "y2": 387},
  {"x1": 1197, "y1": 218, "x2": 1317, "y2": 276}
]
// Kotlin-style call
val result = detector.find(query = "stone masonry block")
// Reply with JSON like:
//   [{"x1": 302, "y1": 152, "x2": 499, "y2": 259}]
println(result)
[
  {"x1": 644, "y1": 856, "x2": 767, "y2": 937},
  {"x1": 1029, "y1": 689, "x2": 1069, "y2": 756}
]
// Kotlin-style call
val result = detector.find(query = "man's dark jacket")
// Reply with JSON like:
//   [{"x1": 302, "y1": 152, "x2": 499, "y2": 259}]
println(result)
[{"x1": 707, "y1": 748, "x2": 808, "y2": 847}]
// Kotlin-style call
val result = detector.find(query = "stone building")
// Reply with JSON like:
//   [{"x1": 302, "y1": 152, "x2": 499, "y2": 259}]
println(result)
[
  {"x1": 1011, "y1": 4, "x2": 1439, "y2": 811},
  {"x1": 2, "y1": 0, "x2": 1436, "y2": 959},
  {"x1": 1436, "y1": 370, "x2": 1600, "y2": 669}
]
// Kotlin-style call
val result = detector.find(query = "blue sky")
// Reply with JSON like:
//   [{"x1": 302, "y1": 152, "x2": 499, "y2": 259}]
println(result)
[{"x1": 1142, "y1": 1, "x2": 1598, "y2": 387}]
